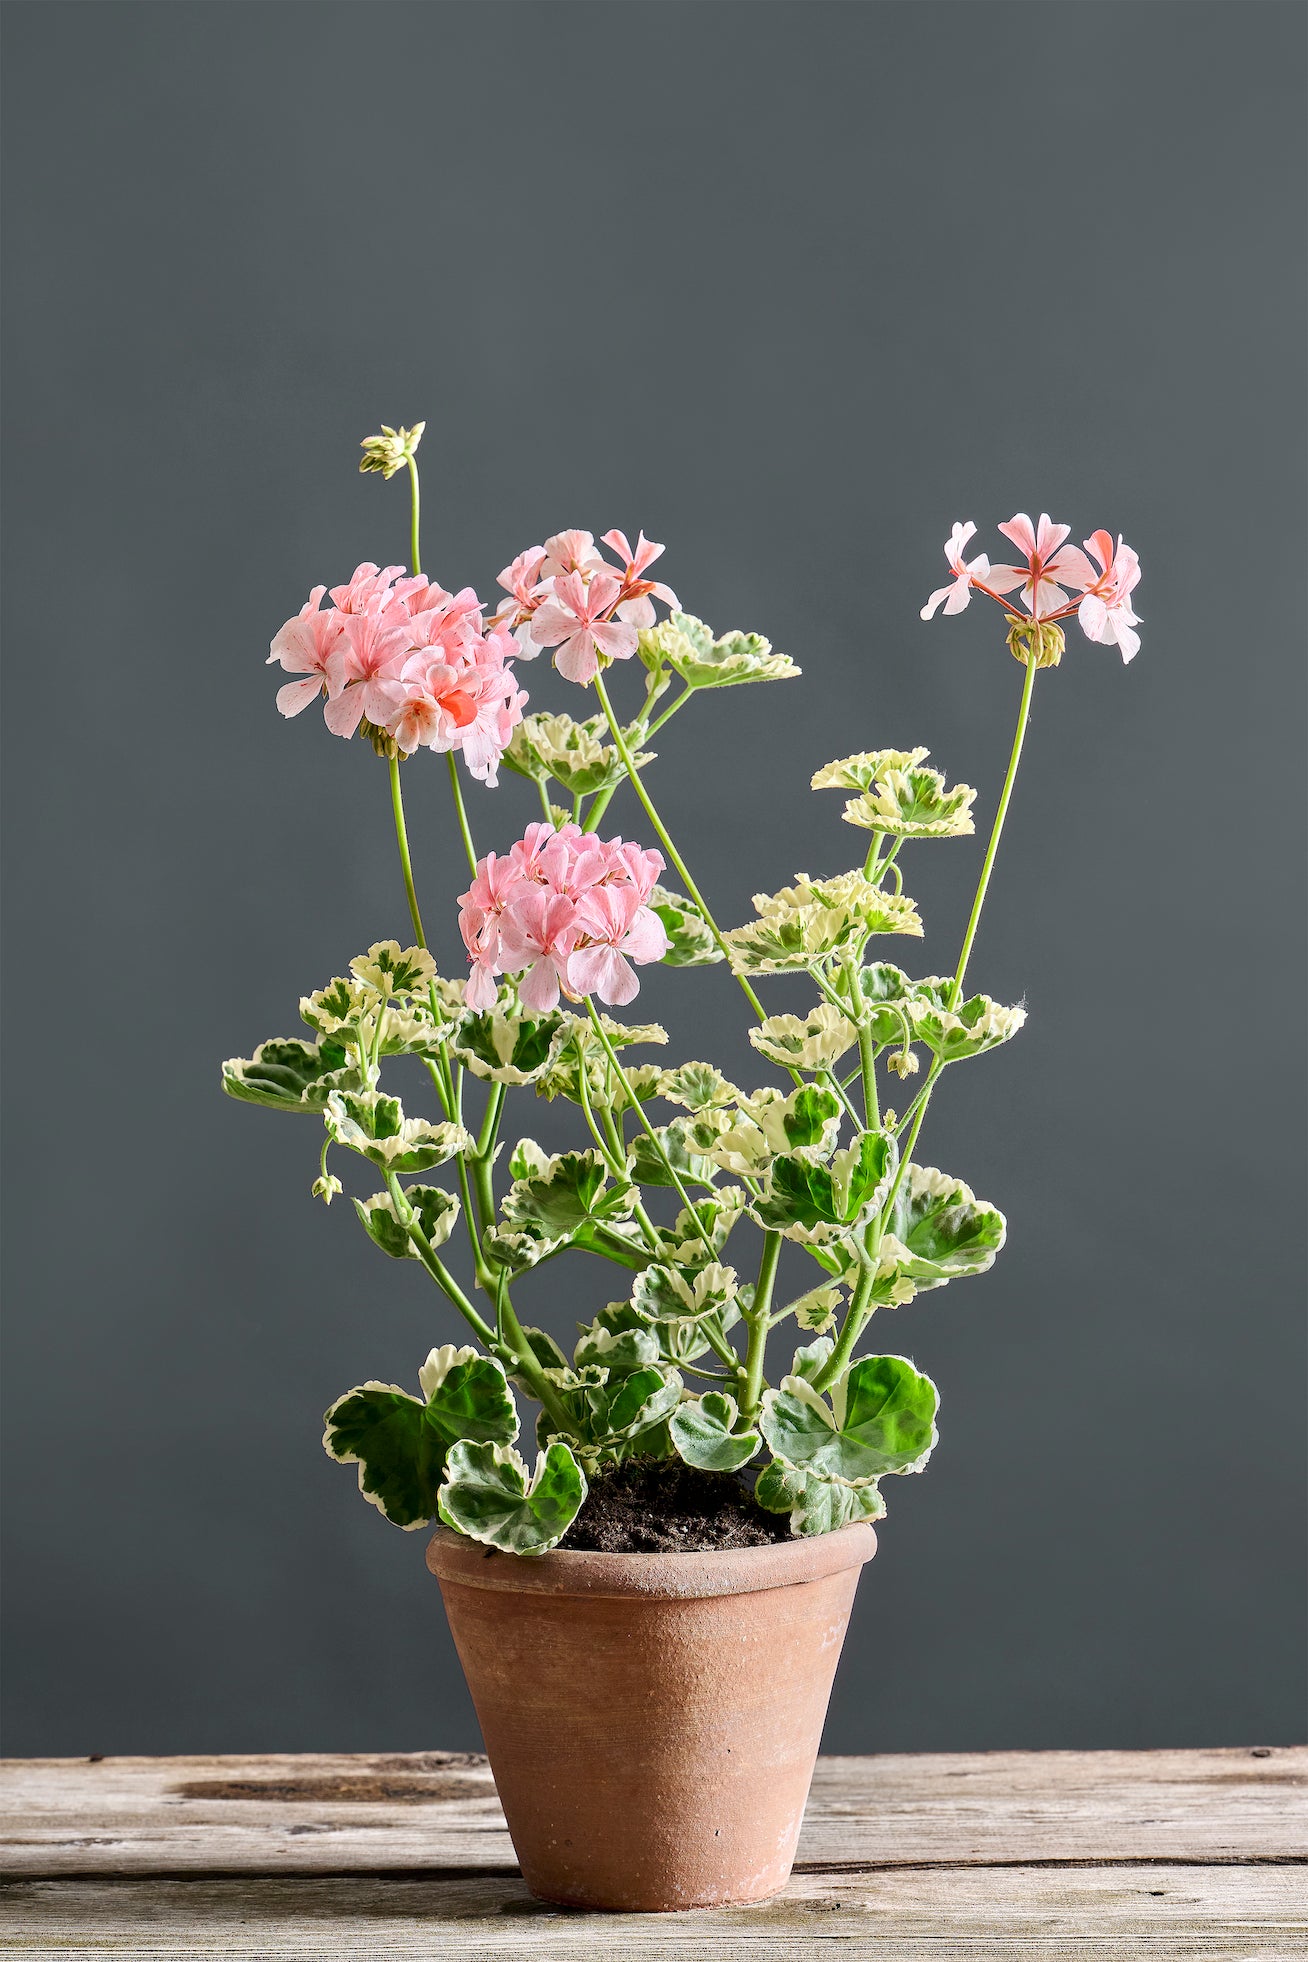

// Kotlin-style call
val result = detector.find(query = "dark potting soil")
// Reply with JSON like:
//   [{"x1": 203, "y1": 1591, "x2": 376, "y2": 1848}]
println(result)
[{"x1": 558, "y1": 1458, "x2": 792, "y2": 1554}]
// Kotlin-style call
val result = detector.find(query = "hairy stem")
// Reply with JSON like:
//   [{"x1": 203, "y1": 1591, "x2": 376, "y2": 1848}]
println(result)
[
  {"x1": 384, "y1": 1171, "x2": 495, "y2": 1346},
  {"x1": 592, "y1": 672, "x2": 770, "y2": 1025},
  {"x1": 949, "y1": 649, "x2": 1039, "y2": 1009},
  {"x1": 812, "y1": 1258, "x2": 878, "y2": 1393},
  {"x1": 407, "y1": 454, "x2": 422, "y2": 577},
  {"x1": 585, "y1": 999, "x2": 718, "y2": 1263},
  {"x1": 388, "y1": 756, "x2": 427, "y2": 948},
  {"x1": 446, "y1": 751, "x2": 478, "y2": 878},
  {"x1": 739, "y1": 1230, "x2": 782, "y2": 1422}
]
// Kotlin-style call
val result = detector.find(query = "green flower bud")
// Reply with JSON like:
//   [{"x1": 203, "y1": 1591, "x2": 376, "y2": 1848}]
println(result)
[
  {"x1": 359, "y1": 422, "x2": 425, "y2": 480},
  {"x1": 1006, "y1": 618, "x2": 1065, "y2": 669}
]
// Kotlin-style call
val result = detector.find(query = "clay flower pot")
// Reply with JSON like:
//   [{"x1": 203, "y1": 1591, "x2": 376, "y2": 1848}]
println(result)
[{"x1": 426, "y1": 1520, "x2": 877, "y2": 1910}]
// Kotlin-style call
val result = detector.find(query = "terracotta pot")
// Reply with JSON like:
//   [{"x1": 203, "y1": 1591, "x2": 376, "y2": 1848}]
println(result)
[{"x1": 426, "y1": 1521, "x2": 876, "y2": 1911}]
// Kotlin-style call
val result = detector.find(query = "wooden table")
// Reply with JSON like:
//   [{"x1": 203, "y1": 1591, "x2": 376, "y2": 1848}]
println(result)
[{"x1": 2, "y1": 1747, "x2": 1304, "y2": 1958}]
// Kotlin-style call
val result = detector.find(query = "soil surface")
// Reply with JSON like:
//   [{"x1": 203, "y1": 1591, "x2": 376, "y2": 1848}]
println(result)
[{"x1": 559, "y1": 1458, "x2": 792, "y2": 1554}]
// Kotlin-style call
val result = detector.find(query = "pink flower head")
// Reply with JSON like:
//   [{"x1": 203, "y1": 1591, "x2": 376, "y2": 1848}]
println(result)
[
  {"x1": 490, "y1": 547, "x2": 550, "y2": 657},
  {"x1": 531, "y1": 571, "x2": 639, "y2": 686},
  {"x1": 1076, "y1": 531, "x2": 1142, "y2": 663},
  {"x1": 323, "y1": 606, "x2": 414, "y2": 737},
  {"x1": 539, "y1": 530, "x2": 606, "y2": 581},
  {"x1": 267, "y1": 588, "x2": 346, "y2": 717},
  {"x1": 456, "y1": 827, "x2": 667, "y2": 1007},
  {"x1": 920, "y1": 523, "x2": 993, "y2": 621},
  {"x1": 989, "y1": 513, "x2": 1095, "y2": 620},
  {"x1": 567, "y1": 882, "x2": 668, "y2": 1006},
  {"x1": 601, "y1": 529, "x2": 679, "y2": 628},
  {"x1": 327, "y1": 563, "x2": 406, "y2": 615},
  {"x1": 387, "y1": 662, "x2": 479, "y2": 756}
]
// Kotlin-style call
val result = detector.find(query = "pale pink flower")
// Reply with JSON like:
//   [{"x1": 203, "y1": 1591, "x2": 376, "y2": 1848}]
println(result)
[
  {"x1": 492, "y1": 547, "x2": 549, "y2": 657},
  {"x1": 267, "y1": 588, "x2": 346, "y2": 716},
  {"x1": 531, "y1": 571, "x2": 639, "y2": 685},
  {"x1": 539, "y1": 530, "x2": 606, "y2": 581},
  {"x1": 920, "y1": 523, "x2": 994, "y2": 621},
  {"x1": 989, "y1": 513, "x2": 1095, "y2": 619},
  {"x1": 601, "y1": 529, "x2": 679, "y2": 627},
  {"x1": 568, "y1": 883, "x2": 668, "y2": 1006},
  {"x1": 1076, "y1": 531, "x2": 1142, "y2": 663},
  {"x1": 323, "y1": 607, "x2": 414, "y2": 737},
  {"x1": 327, "y1": 563, "x2": 406, "y2": 615},
  {"x1": 457, "y1": 827, "x2": 667, "y2": 1006},
  {"x1": 498, "y1": 887, "x2": 581, "y2": 1012},
  {"x1": 388, "y1": 664, "x2": 479, "y2": 755}
]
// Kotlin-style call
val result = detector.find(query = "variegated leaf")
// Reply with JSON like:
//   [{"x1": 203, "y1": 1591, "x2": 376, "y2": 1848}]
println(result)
[
  {"x1": 670, "y1": 1391, "x2": 760, "y2": 1473},
  {"x1": 759, "y1": 1353, "x2": 938, "y2": 1486},
  {"x1": 437, "y1": 1440, "x2": 586, "y2": 1555}
]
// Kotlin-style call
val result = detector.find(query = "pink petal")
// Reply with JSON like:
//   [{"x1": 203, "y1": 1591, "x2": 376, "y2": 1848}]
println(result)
[
  {"x1": 323, "y1": 687, "x2": 366, "y2": 738},
  {"x1": 997, "y1": 513, "x2": 1036, "y2": 559},
  {"x1": 518, "y1": 960, "x2": 562, "y2": 1013},
  {"x1": 554, "y1": 634, "x2": 600, "y2": 686},
  {"x1": 276, "y1": 675, "x2": 325, "y2": 717}
]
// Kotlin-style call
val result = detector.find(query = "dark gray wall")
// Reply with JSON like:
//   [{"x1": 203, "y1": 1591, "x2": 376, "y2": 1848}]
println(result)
[{"x1": 3, "y1": 0, "x2": 1304, "y2": 1760}]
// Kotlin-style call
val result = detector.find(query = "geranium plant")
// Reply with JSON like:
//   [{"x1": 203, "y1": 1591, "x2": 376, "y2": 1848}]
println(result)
[{"x1": 225, "y1": 423, "x2": 1141, "y2": 1556}]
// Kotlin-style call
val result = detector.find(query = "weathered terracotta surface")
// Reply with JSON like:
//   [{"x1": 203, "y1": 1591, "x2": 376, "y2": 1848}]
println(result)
[{"x1": 426, "y1": 1522, "x2": 877, "y2": 1911}]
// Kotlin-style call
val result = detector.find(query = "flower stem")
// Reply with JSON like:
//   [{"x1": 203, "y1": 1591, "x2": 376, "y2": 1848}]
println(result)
[
  {"x1": 592, "y1": 672, "x2": 770, "y2": 1025},
  {"x1": 584, "y1": 998, "x2": 719, "y2": 1264},
  {"x1": 739, "y1": 1230, "x2": 781, "y2": 1422},
  {"x1": 389, "y1": 755, "x2": 427, "y2": 948},
  {"x1": 812, "y1": 1259, "x2": 878, "y2": 1393},
  {"x1": 949, "y1": 648, "x2": 1039, "y2": 1009},
  {"x1": 384, "y1": 1171, "x2": 494, "y2": 1346},
  {"x1": 407, "y1": 455, "x2": 422, "y2": 577},
  {"x1": 446, "y1": 750, "x2": 478, "y2": 878}
]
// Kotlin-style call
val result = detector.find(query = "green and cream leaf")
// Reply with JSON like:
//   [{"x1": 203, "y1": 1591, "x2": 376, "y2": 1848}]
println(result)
[
  {"x1": 842, "y1": 766, "x2": 977, "y2": 839},
  {"x1": 222, "y1": 1037, "x2": 356, "y2": 1113},
  {"x1": 437, "y1": 1441, "x2": 587, "y2": 1555},
  {"x1": 906, "y1": 994, "x2": 1027, "y2": 1061},
  {"x1": 759, "y1": 1353, "x2": 939, "y2": 1486},
  {"x1": 879, "y1": 1164, "x2": 1006, "y2": 1288},
  {"x1": 638, "y1": 612, "x2": 800, "y2": 689},
  {"x1": 754, "y1": 1458, "x2": 886, "y2": 1535},
  {"x1": 750, "y1": 1004, "x2": 858, "y2": 1072},
  {"x1": 451, "y1": 1009, "x2": 567, "y2": 1084},
  {"x1": 753, "y1": 1128, "x2": 897, "y2": 1244},
  {"x1": 811, "y1": 749, "x2": 931, "y2": 792},
  {"x1": 354, "y1": 1184, "x2": 459, "y2": 1258},
  {"x1": 649, "y1": 886, "x2": 725, "y2": 966},
  {"x1": 501, "y1": 1149, "x2": 634, "y2": 1236},
  {"x1": 670, "y1": 1392, "x2": 760, "y2": 1473},
  {"x1": 325, "y1": 1092, "x2": 473, "y2": 1172}
]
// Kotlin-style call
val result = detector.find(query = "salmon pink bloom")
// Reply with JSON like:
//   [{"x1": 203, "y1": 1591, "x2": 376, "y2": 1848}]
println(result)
[
  {"x1": 327, "y1": 563, "x2": 406, "y2": 615},
  {"x1": 989, "y1": 513, "x2": 1094, "y2": 620},
  {"x1": 920, "y1": 523, "x2": 994, "y2": 621},
  {"x1": 531, "y1": 572, "x2": 639, "y2": 685},
  {"x1": 388, "y1": 663, "x2": 479, "y2": 755},
  {"x1": 267, "y1": 588, "x2": 346, "y2": 717},
  {"x1": 539, "y1": 530, "x2": 606, "y2": 581},
  {"x1": 1077, "y1": 531, "x2": 1142, "y2": 663},
  {"x1": 601, "y1": 529, "x2": 679, "y2": 627},
  {"x1": 568, "y1": 883, "x2": 668, "y2": 1006},
  {"x1": 492, "y1": 547, "x2": 549, "y2": 657},
  {"x1": 323, "y1": 607, "x2": 413, "y2": 737},
  {"x1": 497, "y1": 887, "x2": 581, "y2": 1012}
]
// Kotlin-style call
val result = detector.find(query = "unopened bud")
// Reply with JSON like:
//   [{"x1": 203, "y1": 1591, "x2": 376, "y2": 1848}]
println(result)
[
  {"x1": 887, "y1": 1048, "x2": 919, "y2": 1079},
  {"x1": 312, "y1": 1174, "x2": 343, "y2": 1205},
  {"x1": 359, "y1": 422, "x2": 425, "y2": 480},
  {"x1": 1006, "y1": 617, "x2": 1065, "y2": 669},
  {"x1": 359, "y1": 716, "x2": 402, "y2": 760}
]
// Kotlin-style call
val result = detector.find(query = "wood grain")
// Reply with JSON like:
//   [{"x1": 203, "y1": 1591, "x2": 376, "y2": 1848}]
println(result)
[
  {"x1": 1, "y1": 1749, "x2": 1304, "y2": 1957},
  {"x1": 3, "y1": 1747, "x2": 1303, "y2": 1877}
]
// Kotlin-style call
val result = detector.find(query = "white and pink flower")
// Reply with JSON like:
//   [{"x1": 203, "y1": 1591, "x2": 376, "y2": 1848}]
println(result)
[
  {"x1": 457, "y1": 825, "x2": 667, "y2": 1011},
  {"x1": 921, "y1": 514, "x2": 1143, "y2": 658}
]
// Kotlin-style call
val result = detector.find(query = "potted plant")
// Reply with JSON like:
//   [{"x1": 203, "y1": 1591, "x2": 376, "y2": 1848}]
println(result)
[{"x1": 224, "y1": 423, "x2": 1141, "y2": 1911}]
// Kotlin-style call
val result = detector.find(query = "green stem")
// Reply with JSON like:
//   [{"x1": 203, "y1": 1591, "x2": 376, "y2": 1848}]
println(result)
[
  {"x1": 446, "y1": 751, "x2": 478, "y2": 877},
  {"x1": 812, "y1": 1259, "x2": 877, "y2": 1393},
  {"x1": 585, "y1": 999, "x2": 718, "y2": 1263},
  {"x1": 407, "y1": 455, "x2": 422, "y2": 577},
  {"x1": 592, "y1": 672, "x2": 770, "y2": 1026},
  {"x1": 384, "y1": 1171, "x2": 495, "y2": 1346},
  {"x1": 389, "y1": 755, "x2": 427, "y2": 948},
  {"x1": 496, "y1": 1288, "x2": 574, "y2": 1434},
  {"x1": 949, "y1": 650, "x2": 1039, "y2": 1009},
  {"x1": 536, "y1": 778, "x2": 556, "y2": 824},
  {"x1": 739, "y1": 1230, "x2": 781, "y2": 1421},
  {"x1": 843, "y1": 960, "x2": 879, "y2": 1129}
]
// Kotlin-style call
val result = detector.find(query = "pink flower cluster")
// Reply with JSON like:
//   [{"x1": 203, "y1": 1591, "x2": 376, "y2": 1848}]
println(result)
[
  {"x1": 458, "y1": 823, "x2": 669, "y2": 1012},
  {"x1": 922, "y1": 514, "x2": 1142, "y2": 661},
  {"x1": 268, "y1": 564, "x2": 528, "y2": 782},
  {"x1": 491, "y1": 529, "x2": 678, "y2": 686}
]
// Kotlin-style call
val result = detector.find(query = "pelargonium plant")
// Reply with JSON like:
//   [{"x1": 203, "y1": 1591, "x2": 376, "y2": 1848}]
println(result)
[{"x1": 225, "y1": 421, "x2": 1141, "y2": 1555}]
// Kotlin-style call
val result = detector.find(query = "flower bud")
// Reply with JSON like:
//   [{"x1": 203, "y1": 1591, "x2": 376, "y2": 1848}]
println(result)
[
  {"x1": 1006, "y1": 618, "x2": 1065, "y2": 669},
  {"x1": 887, "y1": 1047, "x2": 919, "y2": 1079},
  {"x1": 312, "y1": 1173, "x2": 343, "y2": 1205},
  {"x1": 359, "y1": 422, "x2": 425, "y2": 480}
]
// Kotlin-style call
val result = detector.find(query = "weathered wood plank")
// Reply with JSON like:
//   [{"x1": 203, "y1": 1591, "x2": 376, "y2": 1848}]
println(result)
[
  {"x1": 1, "y1": 1748, "x2": 1303, "y2": 1878},
  {"x1": 1, "y1": 1865, "x2": 1304, "y2": 1959}
]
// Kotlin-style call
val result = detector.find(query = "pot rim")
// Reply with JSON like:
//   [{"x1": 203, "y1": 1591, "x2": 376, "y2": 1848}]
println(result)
[{"x1": 425, "y1": 1520, "x2": 876, "y2": 1600}]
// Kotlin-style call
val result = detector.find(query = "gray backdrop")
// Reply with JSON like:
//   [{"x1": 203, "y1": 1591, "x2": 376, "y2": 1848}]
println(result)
[{"x1": 3, "y1": 0, "x2": 1304, "y2": 1760}]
